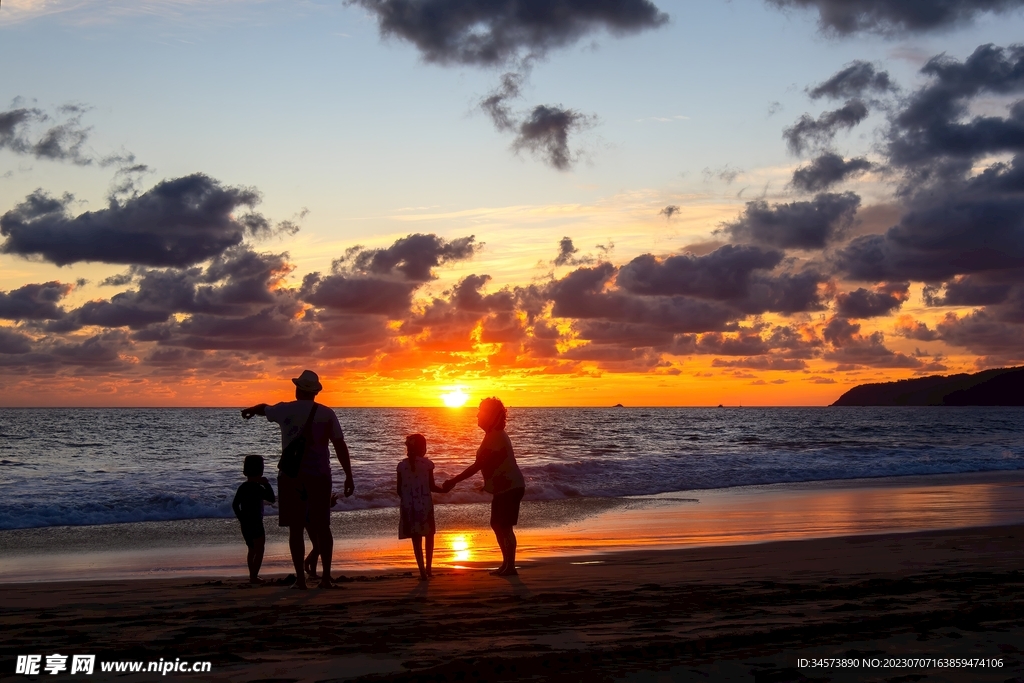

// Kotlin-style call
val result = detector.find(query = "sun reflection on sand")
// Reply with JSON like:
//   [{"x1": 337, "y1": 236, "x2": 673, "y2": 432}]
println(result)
[{"x1": 450, "y1": 534, "x2": 471, "y2": 563}]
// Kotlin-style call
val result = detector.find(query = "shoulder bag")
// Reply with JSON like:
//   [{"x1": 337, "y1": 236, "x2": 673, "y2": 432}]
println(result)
[{"x1": 278, "y1": 403, "x2": 318, "y2": 478}]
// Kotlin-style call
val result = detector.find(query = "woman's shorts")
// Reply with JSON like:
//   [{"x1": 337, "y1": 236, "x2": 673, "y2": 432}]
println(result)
[{"x1": 490, "y1": 487, "x2": 525, "y2": 528}]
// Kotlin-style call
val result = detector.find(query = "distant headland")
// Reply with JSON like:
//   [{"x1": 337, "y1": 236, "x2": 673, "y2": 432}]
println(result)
[{"x1": 832, "y1": 366, "x2": 1024, "y2": 406}]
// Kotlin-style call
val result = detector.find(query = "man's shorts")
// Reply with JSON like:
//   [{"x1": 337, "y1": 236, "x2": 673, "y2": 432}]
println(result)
[
  {"x1": 278, "y1": 472, "x2": 332, "y2": 529},
  {"x1": 490, "y1": 487, "x2": 525, "y2": 528}
]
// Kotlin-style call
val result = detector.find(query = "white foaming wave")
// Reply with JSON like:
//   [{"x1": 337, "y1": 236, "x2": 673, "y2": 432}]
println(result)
[
  {"x1": 3, "y1": 445, "x2": 1022, "y2": 530},
  {"x1": 0, "y1": 493, "x2": 232, "y2": 531}
]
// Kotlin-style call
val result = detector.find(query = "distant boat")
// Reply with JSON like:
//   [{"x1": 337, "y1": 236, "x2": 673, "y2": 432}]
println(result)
[{"x1": 613, "y1": 403, "x2": 624, "y2": 408}]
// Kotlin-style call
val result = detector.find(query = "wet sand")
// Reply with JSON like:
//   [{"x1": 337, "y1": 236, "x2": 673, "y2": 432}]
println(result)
[
  {"x1": 1, "y1": 524, "x2": 1023, "y2": 682},
  {"x1": 3, "y1": 471, "x2": 1024, "y2": 582}
]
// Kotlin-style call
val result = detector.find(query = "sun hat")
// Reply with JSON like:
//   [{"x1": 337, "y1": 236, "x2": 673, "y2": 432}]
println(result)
[{"x1": 292, "y1": 369, "x2": 323, "y2": 394}]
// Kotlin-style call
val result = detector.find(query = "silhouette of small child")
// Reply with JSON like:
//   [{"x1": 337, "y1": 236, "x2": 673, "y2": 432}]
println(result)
[
  {"x1": 232, "y1": 455, "x2": 276, "y2": 584},
  {"x1": 397, "y1": 434, "x2": 444, "y2": 580}
]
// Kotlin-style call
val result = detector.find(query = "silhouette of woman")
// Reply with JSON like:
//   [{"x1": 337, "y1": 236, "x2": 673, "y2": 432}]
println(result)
[{"x1": 443, "y1": 397, "x2": 526, "y2": 575}]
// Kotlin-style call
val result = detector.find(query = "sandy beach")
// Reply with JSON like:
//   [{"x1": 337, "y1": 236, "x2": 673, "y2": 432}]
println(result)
[
  {"x1": 2, "y1": 473, "x2": 1024, "y2": 682},
  {"x1": 2, "y1": 524, "x2": 1023, "y2": 682}
]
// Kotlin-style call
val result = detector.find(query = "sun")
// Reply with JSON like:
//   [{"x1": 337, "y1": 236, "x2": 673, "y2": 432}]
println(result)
[{"x1": 441, "y1": 388, "x2": 470, "y2": 408}]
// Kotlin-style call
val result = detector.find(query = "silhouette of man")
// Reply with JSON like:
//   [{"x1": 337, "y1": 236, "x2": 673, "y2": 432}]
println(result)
[{"x1": 241, "y1": 370, "x2": 354, "y2": 589}]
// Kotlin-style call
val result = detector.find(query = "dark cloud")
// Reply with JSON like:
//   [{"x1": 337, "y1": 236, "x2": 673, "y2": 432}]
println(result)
[
  {"x1": 783, "y1": 99, "x2": 869, "y2": 155},
  {"x1": 830, "y1": 46, "x2": 1024, "y2": 287},
  {"x1": 1, "y1": 174, "x2": 270, "y2": 267},
  {"x1": 572, "y1": 320, "x2": 675, "y2": 348},
  {"x1": 895, "y1": 315, "x2": 941, "y2": 341},
  {"x1": 0, "y1": 281, "x2": 73, "y2": 320},
  {"x1": 0, "y1": 328, "x2": 33, "y2": 355},
  {"x1": 450, "y1": 274, "x2": 515, "y2": 312},
  {"x1": 479, "y1": 75, "x2": 594, "y2": 170},
  {"x1": 834, "y1": 282, "x2": 910, "y2": 318},
  {"x1": 350, "y1": 0, "x2": 668, "y2": 66},
  {"x1": 887, "y1": 45, "x2": 1024, "y2": 173},
  {"x1": 0, "y1": 105, "x2": 94, "y2": 165},
  {"x1": 300, "y1": 273, "x2": 417, "y2": 318},
  {"x1": 300, "y1": 234, "x2": 479, "y2": 319},
  {"x1": 512, "y1": 105, "x2": 592, "y2": 170},
  {"x1": 697, "y1": 331, "x2": 770, "y2": 356},
  {"x1": 934, "y1": 310, "x2": 1024, "y2": 359},
  {"x1": 547, "y1": 262, "x2": 739, "y2": 333},
  {"x1": 766, "y1": 0, "x2": 1024, "y2": 36},
  {"x1": 344, "y1": 233, "x2": 478, "y2": 282},
  {"x1": 660, "y1": 205, "x2": 680, "y2": 219},
  {"x1": 617, "y1": 246, "x2": 781, "y2": 300},
  {"x1": 923, "y1": 275, "x2": 1013, "y2": 306},
  {"x1": 808, "y1": 61, "x2": 894, "y2": 99},
  {"x1": 618, "y1": 246, "x2": 829, "y2": 315},
  {"x1": 553, "y1": 236, "x2": 594, "y2": 267},
  {"x1": 833, "y1": 160, "x2": 1024, "y2": 281},
  {"x1": 711, "y1": 356, "x2": 809, "y2": 370},
  {"x1": 822, "y1": 317, "x2": 923, "y2": 368},
  {"x1": 722, "y1": 192, "x2": 860, "y2": 249},
  {"x1": 791, "y1": 153, "x2": 873, "y2": 192},
  {"x1": 481, "y1": 71, "x2": 523, "y2": 132}
]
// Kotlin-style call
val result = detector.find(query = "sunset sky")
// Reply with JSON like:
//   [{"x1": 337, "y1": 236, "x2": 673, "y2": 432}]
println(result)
[{"x1": 2, "y1": 0, "x2": 1024, "y2": 407}]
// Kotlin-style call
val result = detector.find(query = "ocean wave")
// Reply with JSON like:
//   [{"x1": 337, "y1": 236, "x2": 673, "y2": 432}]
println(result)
[{"x1": 1, "y1": 406, "x2": 1022, "y2": 530}]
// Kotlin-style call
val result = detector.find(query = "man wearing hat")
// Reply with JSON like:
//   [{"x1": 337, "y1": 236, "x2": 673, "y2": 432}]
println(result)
[{"x1": 241, "y1": 370, "x2": 354, "y2": 589}]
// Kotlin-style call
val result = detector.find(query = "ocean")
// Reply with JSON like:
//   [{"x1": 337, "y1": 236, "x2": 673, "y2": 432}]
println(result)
[{"x1": 2, "y1": 407, "x2": 1022, "y2": 531}]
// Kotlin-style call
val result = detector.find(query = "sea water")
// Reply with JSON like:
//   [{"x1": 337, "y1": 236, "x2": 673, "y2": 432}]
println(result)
[{"x1": 1, "y1": 407, "x2": 1022, "y2": 531}]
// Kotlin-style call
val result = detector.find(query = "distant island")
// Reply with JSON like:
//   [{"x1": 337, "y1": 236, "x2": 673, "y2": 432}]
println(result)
[{"x1": 832, "y1": 366, "x2": 1024, "y2": 406}]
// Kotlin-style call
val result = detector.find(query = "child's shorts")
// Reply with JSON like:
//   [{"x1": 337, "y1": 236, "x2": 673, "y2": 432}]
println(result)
[{"x1": 240, "y1": 519, "x2": 265, "y2": 548}]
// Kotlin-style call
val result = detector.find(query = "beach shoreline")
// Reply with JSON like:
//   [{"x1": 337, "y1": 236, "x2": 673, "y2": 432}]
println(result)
[
  {"x1": 1, "y1": 523, "x2": 1022, "y2": 682},
  {"x1": 3, "y1": 470, "x2": 1024, "y2": 584},
  {"x1": 2, "y1": 473, "x2": 1024, "y2": 585}
]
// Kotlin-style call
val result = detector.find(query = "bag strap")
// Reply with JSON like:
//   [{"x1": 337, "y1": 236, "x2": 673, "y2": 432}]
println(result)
[{"x1": 300, "y1": 403, "x2": 318, "y2": 435}]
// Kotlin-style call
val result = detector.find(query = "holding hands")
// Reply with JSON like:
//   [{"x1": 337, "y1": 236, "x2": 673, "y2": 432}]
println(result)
[{"x1": 441, "y1": 479, "x2": 455, "y2": 493}]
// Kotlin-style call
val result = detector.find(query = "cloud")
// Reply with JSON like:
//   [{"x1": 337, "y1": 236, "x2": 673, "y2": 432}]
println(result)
[
  {"x1": 711, "y1": 356, "x2": 809, "y2": 370},
  {"x1": 0, "y1": 281, "x2": 74, "y2": 320},
  {"x1": 822, "y1": 317, "x2": 923, "y2": 368},
  {"x1": 618, "y1": 246, "x2": 829, "y2": 315},
  {"x1": 834, "y1": 282, "x2": 910, "y2": 318},
  {"x1": 349, "y1": 0, "x2": 668, "y2": 66},
  {"x1": 790, "y1": 153, "x2": 873, "y2": 192},
  {"x1": 766, "y1": 0, "x2": 1024, "y2": 36},
  {"x1": 0, "y1": 105, "x2": 94, "y2": 165},
  {"x1": 886, "y1": 44, "x2": 1024, "y2": 172},
  {"x1": 923, "y1": 275, "x2": 1013, "y2": 306},
  {"x1": 553, "y1": 236, "x2": 593, "y2": 267},
  {"x1": 479, "y1": 73, "x2": 594, "y2": 170},
  {"x1": 933, "y1": 309, "x2": 1024, "y2": 359},
  {"x1": 300, "y1": 234, "x2": 479, "y2": 319},
  {"x1": 807, "y1": 61, "x2": 895, "y2": 99},
  {"x1": 721, "y1": 192, "x2": 860, "y2": 249},
  {"x1": 660, "y1": 205, "x2": 680, "y2": 219},
  {"x1": 344, "y1": 233, "x2": 478, "y2": 282},
  {"x1": 0, "y1": 174, "x2": 271, "y2": 267},
  {"x1": 511, "y1": 104, "x2": 593, "y2": 170},
  {"x1": 0, "y1": 328, "x2": 33, "y2": 355},
  {"x1": 783, "y1": 99, "x2": 869, "y2": 155},
  {"x1": 546, "y1": 262, "x2": 739, "y2": 333}
]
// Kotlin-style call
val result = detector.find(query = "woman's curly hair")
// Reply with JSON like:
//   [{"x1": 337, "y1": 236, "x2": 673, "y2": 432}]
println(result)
[{"x1": 478, "y1": 397, "x2": 507, "y2": 431}]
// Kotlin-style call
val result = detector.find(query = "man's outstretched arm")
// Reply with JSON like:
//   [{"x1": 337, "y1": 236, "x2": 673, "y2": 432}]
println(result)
[
  {"x1": 241, "y1": 403, "x2": 268, "y2": 420},
  {"x1": 332, "y1": 437, "x2": 355, "y2": 497}
]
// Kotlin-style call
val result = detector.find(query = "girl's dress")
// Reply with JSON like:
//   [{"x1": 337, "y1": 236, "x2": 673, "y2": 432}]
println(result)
[{"x1": 397, "y1": 457, "x2": 436, "y2": 539}]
